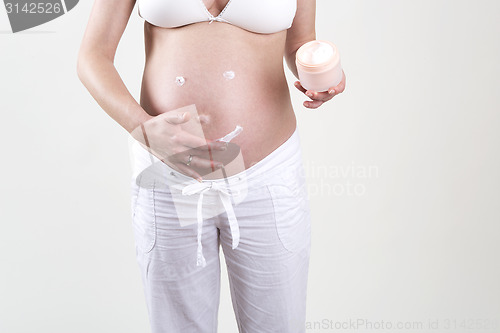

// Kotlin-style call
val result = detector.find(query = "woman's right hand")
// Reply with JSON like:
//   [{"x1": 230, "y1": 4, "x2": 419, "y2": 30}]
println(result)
[{"x1": 130, "y1": 110, "x2": 227, "y2": 181}]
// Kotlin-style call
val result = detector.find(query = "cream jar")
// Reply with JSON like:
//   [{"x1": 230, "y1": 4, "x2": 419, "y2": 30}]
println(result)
[{"x1": 296, "y1": 40, "x2": 342, "y2": 92}]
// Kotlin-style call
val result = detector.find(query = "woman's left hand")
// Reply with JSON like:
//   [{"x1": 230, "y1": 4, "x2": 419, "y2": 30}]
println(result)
[{"x1": 294, "y1": 69, "x2": 346, "y2": 109}]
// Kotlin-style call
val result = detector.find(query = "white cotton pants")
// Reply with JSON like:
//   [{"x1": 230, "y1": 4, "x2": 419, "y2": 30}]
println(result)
[{"x1": 129, "y1": 126, "x2": 311, "y2": 333}]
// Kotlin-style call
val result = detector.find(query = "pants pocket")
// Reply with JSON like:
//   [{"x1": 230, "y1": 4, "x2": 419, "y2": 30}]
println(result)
[
  {"x1": 266, "y1": 172, "x2": 311, "y2": 253},
  {"x1": 131, "y1": 178, "x2": 157, "y2": 254}
]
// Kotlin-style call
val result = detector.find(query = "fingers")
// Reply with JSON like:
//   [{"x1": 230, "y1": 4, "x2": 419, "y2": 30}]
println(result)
[
  {"x1": 335, "y1": 70, "x2": 347, "y2": 94},
  {"x1": 305, "y1": 90, "x2": 333, "y2": 102},
  {"x1": 324, "y1": 70, "x2": 347, "y2": 96},
  {"x1": 303, "y1": 99, "x2": 324, "y2": 109},
  {"x1": 295, "y1": 81, "x2": 333, "y2": 107},
  {"x1": 170, "y1": 155, "x2": 224, "y2": 183},
  {"x1": 185, "y1": 154, "x2": 224, "y2": 170},
  {"x1": 163, "y1": 111, "x2": 191, "y2": 125},
  {"x1": 173, "y1": 131, "x2": 208, "y2": 149},
  {"x1": 295, "y1": 71, "x2": 346, "y2": 109},
  {"x1": 207, "y1": 140, "x2": 228, "y2": 151},
  {"x1": 160, "y1": 112, "x2": 227, "y2": 151},
  {"x1": 295, "y1": 81, "x2": 331, "y2": 99},
  {"x1": 172, "y1": 133, "x2": 227, "y2": 152},
  {"x1": 294, "y1": 81, "x2": 307, "y2": 94},
  {"x1": 173, "y1": 162, "x2": 203, "y2": 182}
]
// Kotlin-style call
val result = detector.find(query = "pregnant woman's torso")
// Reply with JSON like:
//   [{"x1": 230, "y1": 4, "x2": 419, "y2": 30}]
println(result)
[{"x1": 139, "y1": 0, "x2": 298, "y2": 171}]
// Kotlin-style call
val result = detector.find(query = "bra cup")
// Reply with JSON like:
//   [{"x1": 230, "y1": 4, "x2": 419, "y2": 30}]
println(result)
[
  {"x1": 222, "y1": 0, "x2": 297, "y2": 34},
  {"x1": 138, "y1": 0, "x2": 208, "y2": 28},
  {"x1": 138, "y1": 0, "x2": 298, "y2": 34}
]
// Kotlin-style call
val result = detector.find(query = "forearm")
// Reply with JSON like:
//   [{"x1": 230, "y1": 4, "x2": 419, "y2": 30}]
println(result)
[
  {"x1": 285, "y1": 37, "x2": 316, "y2": 80},
  {"x1": 76, "y1": 53, "x2": 151, "y2": 134},
  {"x1": 285, "y1": 49, "x2": 300, "y2": 80}
]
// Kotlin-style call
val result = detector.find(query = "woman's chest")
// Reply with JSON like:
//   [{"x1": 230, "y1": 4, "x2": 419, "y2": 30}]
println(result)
[{"x1": 201, "y1": 0, "x2": 231, "y2": 17}]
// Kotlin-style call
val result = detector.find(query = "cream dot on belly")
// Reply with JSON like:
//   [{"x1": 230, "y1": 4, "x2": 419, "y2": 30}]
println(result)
[
  {"x1": 175, "y1": 76, "x2": 186, "y2": 86},
  {"x1": 196, "y1": 114, "x2": 210, "y2": 124},
  {"x1": 223, "y1": 70, "x2": 235, "y2": 80}
]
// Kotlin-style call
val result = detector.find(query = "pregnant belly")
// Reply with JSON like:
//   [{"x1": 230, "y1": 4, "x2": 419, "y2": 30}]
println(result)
[{"x1": 139, "y1": 22, "x2": 297, "y2": 171}]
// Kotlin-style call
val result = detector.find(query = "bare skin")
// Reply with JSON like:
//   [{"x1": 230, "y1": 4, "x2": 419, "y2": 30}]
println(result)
[{"x1": 77, "y1": 0, "x2": 346, "y2": 181}]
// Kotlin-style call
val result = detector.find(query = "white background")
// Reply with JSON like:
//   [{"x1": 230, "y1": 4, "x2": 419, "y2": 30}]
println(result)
[{"x1": 1, "y1": 0, "x2": 499, "y2": 332}]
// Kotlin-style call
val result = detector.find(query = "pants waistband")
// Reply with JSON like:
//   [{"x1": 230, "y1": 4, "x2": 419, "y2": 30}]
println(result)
[
  {"x1": 129, "y1": 125, "x2": 303, "y2": 190},
  {"x1": 129, "y1": 126, "x2": 303, "y2": 268}
]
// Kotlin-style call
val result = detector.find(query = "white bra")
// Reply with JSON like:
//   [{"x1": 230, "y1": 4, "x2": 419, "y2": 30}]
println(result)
[{"x1": 137, "y1": 0, "x2": 297, "y2": 34}]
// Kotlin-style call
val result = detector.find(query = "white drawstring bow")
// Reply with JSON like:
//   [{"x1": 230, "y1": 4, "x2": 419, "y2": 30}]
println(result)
[{"x1": 177, "y1": 181, "x2": 240, "y2": 267}]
